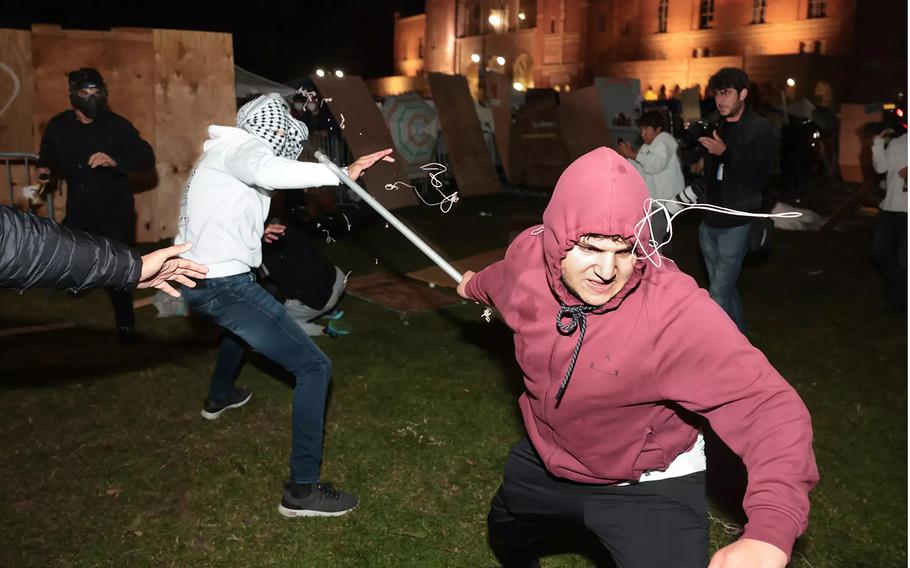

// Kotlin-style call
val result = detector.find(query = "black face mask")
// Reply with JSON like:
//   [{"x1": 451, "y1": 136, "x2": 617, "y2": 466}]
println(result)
[{"x1": 70, "y1": 93, "x2": 108, "y2": 119}]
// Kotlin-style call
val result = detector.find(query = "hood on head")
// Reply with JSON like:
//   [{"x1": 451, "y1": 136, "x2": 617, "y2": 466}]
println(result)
[
  {"x1": 236, "y1": 93, "x2": 309, "y2": 159},
  {"x1": 541, "y1": 146, "x2": 651, "y2": 307}
]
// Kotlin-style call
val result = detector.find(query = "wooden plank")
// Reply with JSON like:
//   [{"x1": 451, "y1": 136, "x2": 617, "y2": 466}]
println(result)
[
  {"x1": 558, "y1": 86, "x2": 611, "y2": 161},
  {"x1": 31, "y1": 25, "x2": 156, "y2": 237},
  {"x1": 512, "y1": 97, "x2": 570, "y2": 188},
  {"x1": 313, "y1": 75, "x2": 416, "y2": 210},
  {"x1": 407, "y1": 247, "x2": 507, "y2": 288},
  {"x1": 487, "y1": 72, "x2": 515, "y2": 182},
  {"x1": 427, "y1": 72, "x2": 501, "y2": 196},
  {"x1": 153, "y1": 29, "x2": 236, "y2": 241},
  {"x1": 838, "y1": 103, "x2": 878, "y2": 184},
  {"x1": 345, "y1": 271, "x2": 459, "y2": 313},
  {"x1": 0, "y1": 28, "x2": 35, "y2": 209},
  {"x1": 0, "y1": 322, "x2": 76, "y2": 337}
]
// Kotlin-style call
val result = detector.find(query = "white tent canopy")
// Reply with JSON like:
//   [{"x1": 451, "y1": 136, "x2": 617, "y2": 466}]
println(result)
[{"x1": 234, "y1": 65, "x2": 296, "y2": 99}]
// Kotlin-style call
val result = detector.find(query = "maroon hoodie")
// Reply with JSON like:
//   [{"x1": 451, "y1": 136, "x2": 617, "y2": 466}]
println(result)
[{"x1": 465, "y1": 147, "x2": 818, "y2": 557}]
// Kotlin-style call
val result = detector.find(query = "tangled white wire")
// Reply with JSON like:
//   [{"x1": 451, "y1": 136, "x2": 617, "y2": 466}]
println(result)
[
  {"x1": 385, "y1": 163, "x2": 460, "y2": 213},
  {"x1": 630, "y1": 198, "x2": 803, "y2": 268}
]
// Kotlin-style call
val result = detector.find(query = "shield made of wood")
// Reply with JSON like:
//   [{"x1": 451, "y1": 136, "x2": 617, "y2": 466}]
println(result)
[{"x1": 382, "y1": 93, "x2": 439, "y2": 173}]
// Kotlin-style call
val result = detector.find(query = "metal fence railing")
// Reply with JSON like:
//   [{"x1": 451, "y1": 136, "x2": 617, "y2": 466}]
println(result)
[{"x1": 0, "y1": 152, "x2": 60, "y2": 220}]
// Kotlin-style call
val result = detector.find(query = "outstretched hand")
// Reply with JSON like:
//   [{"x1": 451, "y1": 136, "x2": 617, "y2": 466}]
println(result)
[
  {"x1": 138, "y1": 242, "x2": 209, "y2": 297},
  {"x1": 347, "y1": 148, "x2": 395, "y2": 180}
]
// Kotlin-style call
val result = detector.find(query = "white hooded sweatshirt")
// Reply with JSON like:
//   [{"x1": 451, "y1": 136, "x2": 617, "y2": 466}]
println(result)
[
  {"x1": 174, "y1": 125, "x2": 340, "y2": 278},
  {"x1": 628, "y1": 131, "x2": 685, "y2": 201}
]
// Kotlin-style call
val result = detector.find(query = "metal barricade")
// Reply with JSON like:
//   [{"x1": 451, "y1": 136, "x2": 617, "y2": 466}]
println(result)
[{"x1": 0, "y1": 152, "x2": 59, "y2": 219}]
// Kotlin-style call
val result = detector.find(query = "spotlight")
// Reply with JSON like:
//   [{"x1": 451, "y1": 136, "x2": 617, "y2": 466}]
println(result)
[
  {"x1": 335, "y1": 70, "x2": 344, "y2": 78},
  {"x1": 315, "y1": 69, "x2": 326, "y2": 78},
  {"x1": 496, "y1": 56, "x2": 506, "y2": 66},
  {"x1": 471, "y1": 53, "x2": 481, "y2": 63},
  {"x1": 786, "y1": 78, "x2": 796, "y2": 87}
]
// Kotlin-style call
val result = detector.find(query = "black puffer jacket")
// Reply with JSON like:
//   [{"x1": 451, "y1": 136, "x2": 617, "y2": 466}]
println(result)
[{"x1": 0, "y1": 205, "x2": 141, "y2": 292}]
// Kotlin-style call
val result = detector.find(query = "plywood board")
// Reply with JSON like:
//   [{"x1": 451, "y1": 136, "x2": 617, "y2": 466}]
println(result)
[
  {"x1": 153, "y1": 29, "x2": 236, "y2": 240},
  {"x1": 512, "y1": 98, "x2": 570, "y2": 188},
  {"x1": 838, "y1": 103, "x2": 879, "y2": 183},
  {"x1": 486, "y1": 72, "x2": 514, "y2": 181},
  {"x1": 31, "y1": 25, "x2": 156, "y2": 237},
  {"x1": 345, "y1": 271, "x2": 459, "y2": 313},
  {"x1": 407, "y1": 247, "x2": 507, "y2": 288},
  {"x1": 0, "y1": 28, "x2": 35, "y2": 209},
  {"x1": 558, "y1": 86, "x2": 611, "y2": 162},
  {"x1": 312, "y1": 75, "x2": 416, "y2": 210},
  {"x1": 427, "y1": 72, "x2": 501, "y2": 196}
]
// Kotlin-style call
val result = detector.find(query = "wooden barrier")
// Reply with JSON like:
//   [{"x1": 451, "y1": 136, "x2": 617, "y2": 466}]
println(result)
[{"x1": 0, "y1": 25, "x2": 235, "y2": 242}]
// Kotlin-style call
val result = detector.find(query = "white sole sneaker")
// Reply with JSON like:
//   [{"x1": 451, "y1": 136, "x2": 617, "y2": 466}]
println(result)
[
  {"x1": 277, "y1": 503, "x2": 358, "y2": 518},
  {"x1": 200, "y1": 391, "x2": 252, "y2": 420}
]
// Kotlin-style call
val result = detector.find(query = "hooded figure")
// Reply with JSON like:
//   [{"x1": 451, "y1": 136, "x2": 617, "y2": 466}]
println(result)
[
  {"x1": 236, "y1": 93, "x2": 309, "y2": 160},
  {"x1": 67, "y1": 67, "x2": 109, "y2": 120},
  {"x1": 459, "y1": 147, "x2": 818, "y2": 567}
]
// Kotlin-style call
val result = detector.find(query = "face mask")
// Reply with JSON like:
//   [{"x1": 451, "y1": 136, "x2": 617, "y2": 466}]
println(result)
[
  {"x1": 70, "y1": 93, "x2": 108, "y2": 119},
  {"x1": 306, "y1": 102, "x2": 317, "y2": 112},
  {"x1": 237, "y1": 93, "x2": 309, "y2": 159},
  {"x1": 293, "y1": 102, "x2": 305, "y2": 111}
]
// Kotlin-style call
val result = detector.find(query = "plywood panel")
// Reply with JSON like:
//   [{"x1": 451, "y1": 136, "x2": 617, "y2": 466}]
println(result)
[
  {"x1": 427, "y1": 72, "x2": 501, "y2": 196},
  {"x1": 559, "y1": 86, "x2": 611, "y2": 161},
  {"x1": 153, "y1": 29, "x2": 236, "y2": 240},
  {"x1": 838, "y1": 103, "x2": 878, "y2": 183},
  {"x1": 0, "y1": 28, "x2": 34, "y2": 209},
  {"x1": 313, "y1": 75, "x2": 416, "y2": 210},
  {"x1": 512, "y1": 99, "x2": 570, "y2": 188},
  {"x1": 31, "y1": 25, "x2": 156, "y2": 235}
]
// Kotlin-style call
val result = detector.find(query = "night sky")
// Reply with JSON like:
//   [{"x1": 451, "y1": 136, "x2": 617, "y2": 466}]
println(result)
[{"x1": 0, "y1": 1, "x2": 426, "y2": 82}]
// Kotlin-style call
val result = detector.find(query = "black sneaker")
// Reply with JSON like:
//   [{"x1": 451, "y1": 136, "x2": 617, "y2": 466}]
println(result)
[
  {"x1": 278, "y1": 481, "x2": 359, "y2": 518},
  {"x1": 200, "y1": 388, "x2": 252, "y2": 420}
]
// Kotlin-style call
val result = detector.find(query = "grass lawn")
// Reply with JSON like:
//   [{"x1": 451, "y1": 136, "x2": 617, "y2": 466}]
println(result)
[{"x1": 0, "y1": 190, "x2": 905, "y2": 567}]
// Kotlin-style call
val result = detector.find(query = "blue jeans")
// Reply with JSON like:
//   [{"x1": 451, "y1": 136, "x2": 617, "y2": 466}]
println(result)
[
  {"x1": 182, "y1": 272, "x2": 331, "y2": 484},
  {"x1": 698, "y1": 222, "x2": 751, "y2": 332}
]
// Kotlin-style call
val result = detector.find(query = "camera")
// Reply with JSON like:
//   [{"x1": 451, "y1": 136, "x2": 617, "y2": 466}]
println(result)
[
  {"x1": 663, "y1": 181, "x2": 706, "y2": 215},
  {"x1": 678, "y1": 118, "x2": 721, "y2": 148}
]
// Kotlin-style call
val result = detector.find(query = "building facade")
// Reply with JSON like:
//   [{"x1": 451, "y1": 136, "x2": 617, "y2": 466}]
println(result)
[{"x1": 385, "y1": 0, "x2": 905, "y2": 104}]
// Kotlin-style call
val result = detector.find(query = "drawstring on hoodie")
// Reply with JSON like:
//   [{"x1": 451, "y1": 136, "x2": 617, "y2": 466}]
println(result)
[{"x1": 555, "y1": 303, "x2": 597, "y2": 406}]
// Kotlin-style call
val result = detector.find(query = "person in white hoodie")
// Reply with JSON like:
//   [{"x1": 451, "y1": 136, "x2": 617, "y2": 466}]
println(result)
[
  {"x1": 618, "y1": 110, "x2": 686, "y2": 248},
  {"x1": 175, "y1": 93, "x2": 393, "y2": 517},
  {"x1": 871, "y1": 123, "x2": 907, "y2": 310}
]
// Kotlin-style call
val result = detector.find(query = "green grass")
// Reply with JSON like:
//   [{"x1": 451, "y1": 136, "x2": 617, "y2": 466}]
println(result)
[{"x1": 0, "y1": 192, "x2": 905, "y2": 567}]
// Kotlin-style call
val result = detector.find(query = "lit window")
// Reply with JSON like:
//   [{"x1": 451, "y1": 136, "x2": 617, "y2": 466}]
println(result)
[
  {"x1": 658, "y1": 0, "x2": 669, "y2": 33},
  {"x1": 752, "y1": 0, "x2": 766, "y2": 24},
  {"x1": 808, "y1": 0, "x2": 826, "y2": 19},
  {"x1": 699, "y1": 0, "x2": 714, "y2": 29}
]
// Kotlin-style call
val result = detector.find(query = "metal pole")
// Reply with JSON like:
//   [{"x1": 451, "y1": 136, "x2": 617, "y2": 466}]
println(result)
[{"x1": 309, "y1": 147, "x2": 463, "y2": 284}]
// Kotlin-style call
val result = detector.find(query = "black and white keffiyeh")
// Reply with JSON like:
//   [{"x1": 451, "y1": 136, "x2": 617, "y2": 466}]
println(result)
[{"x1": 236, "y1": 93, "x2": 309, "y2": 159}]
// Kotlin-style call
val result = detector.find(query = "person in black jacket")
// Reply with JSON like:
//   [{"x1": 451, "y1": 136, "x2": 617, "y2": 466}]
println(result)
[
  {"x1": 696, "y1": 68, "x2": 775, "y2": 332},
  {"x1": 36, "y1": 67, "x2": 156, "y2": 341},
  {"x1": 0, "y1": 205, "x2": 206, "y2": 297}
]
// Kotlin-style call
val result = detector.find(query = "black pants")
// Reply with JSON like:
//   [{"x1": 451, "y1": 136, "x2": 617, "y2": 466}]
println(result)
[
  {"x1": 488, "y1": 438, "x2": 708, "y2": 568},
  {"x1": 872, "y1": 210, "x2": 908, "y2": 310},
  {"x1": 64, "y1": 208, "x2": 136, "y2": 330}
]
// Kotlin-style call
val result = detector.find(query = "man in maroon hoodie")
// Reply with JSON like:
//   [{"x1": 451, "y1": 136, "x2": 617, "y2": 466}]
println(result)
[{"x1": 457, "y1": 147, "x2": 818, "y2": 568}]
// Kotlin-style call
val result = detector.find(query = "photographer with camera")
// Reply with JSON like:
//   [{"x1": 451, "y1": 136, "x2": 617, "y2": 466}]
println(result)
[
  {"x1": 871, "y1": 115, "x2": 907, "y2": 310},
  {"x1": 696, "y1": 68, "x2": 775, "y2": 332}
]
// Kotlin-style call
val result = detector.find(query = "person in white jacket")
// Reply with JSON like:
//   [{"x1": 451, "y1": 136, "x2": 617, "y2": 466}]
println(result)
[
  {"x1": 175, "y1": 93, "x2": 393, "y2": 517},
  {"x1": 871, "y1": 126, "x2": 907, "y2": 309},
  {"x1": 618, "y1": 110, "x2": 686, "y2": 247}
]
